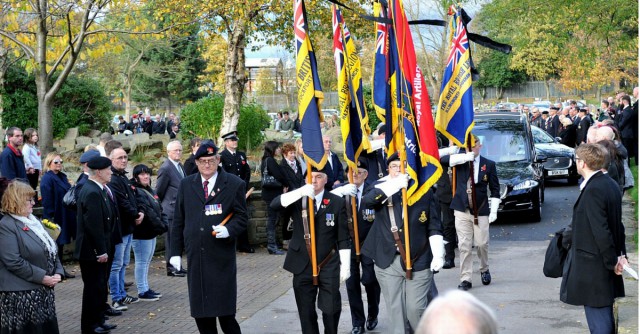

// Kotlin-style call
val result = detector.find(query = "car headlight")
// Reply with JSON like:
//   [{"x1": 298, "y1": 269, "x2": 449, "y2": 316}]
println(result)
[{"x1": 513, "y1": 180, "x2": 538, "y2": 190}]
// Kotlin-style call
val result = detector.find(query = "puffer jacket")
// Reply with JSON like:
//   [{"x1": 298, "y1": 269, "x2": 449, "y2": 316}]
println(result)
[{"x1": 131, "y1": 180, "x2": 168, "y2": 240}]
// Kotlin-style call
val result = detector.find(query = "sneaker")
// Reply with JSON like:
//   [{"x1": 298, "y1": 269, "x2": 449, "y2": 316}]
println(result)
[
  {"x1": 147, "y1": 289, "x2": 162, "y2": 298},
  {"x1": 122, "y1": 295, "x2": 139, "y2": 304},
  {"x1": 112, "y1": 300, "x2": 128, "y2": 311},
  {"x1": 138, "y1": 290, "x2": 160, "y2": 301}
]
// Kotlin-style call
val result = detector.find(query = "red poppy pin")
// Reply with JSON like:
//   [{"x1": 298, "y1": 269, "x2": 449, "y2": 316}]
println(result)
[
  {"x1": 241, "y1": 160, "x2": 246, "y2": 165},
  {"x1": 323, "y1": 199, "x2": 330, "y2": 205},
  {"x1": 22, "y1": 226, "x2": 29, "y2": 231},
  {"x1": 481, "y1": 164, "x2": 486, "y2": 172}
]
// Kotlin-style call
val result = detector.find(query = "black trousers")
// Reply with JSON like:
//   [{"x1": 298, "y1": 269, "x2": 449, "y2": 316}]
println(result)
[
  {"x1": 79, "y1": 260, "x2": 108, "y2": 332},
  {"x1": 622, "y1": 137, "x2": 638, "y2": 166},
  {"x1": 346, "y1": 253, "x2": 380, "y2": 328},
  {"x1": 293, "y1": 259, "x2": 341, "y2": 334},
  {"x1": 194, "y1": 316, "x2": 241, "y2": 334},
  {"x1": 235, "y1": 229, "x2": 252, "y2": 251},
  {"x1": 440, "y1": 202, "x2": 456, "y2": 261}
]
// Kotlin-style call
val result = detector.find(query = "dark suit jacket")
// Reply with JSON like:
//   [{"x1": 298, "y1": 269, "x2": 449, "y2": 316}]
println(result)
[
  {"x1": 547, "y1": 115, "x2": 560, "y2": 137},
  {"x1": 0, "y1": 215, "x2": 64, "y2": 291},
  {"x1": 325, "y1": 152, "x2": 345, "y2": 190},
  {"x1": 361, "y1": 186, "x2": 442, "y2": 271},
  {"x1": 618, "y1": 105, "x2": 637, "y2": 139},
  {"x1": 152, "y1": 121, "x2": 166, "y2": 134},
  {"x1": 271, "y1": 191, "x2": 349, "y2": 275},
  {"x1": 74, "y1": 180, "x2": 118, "y2": 261},
  {"x1": 575, "y1": 117, "x2": 590, "y2": 146},
  {"x1": 220, "y1": 149, "x2": 251, "y2": 189},
  {"x1": 170, "y1": 170, "x2": 248, "y2": 318},
  {"x1": 560, "y1": 172, "x2": 625, "y2": 307},
  {"x1": 280, "y1": 158, "x2": 304, "y2": 190},
  {"x1": 440, "y1": 155, "x2": 500, "y2": 216},
  {"x1": 155, "y1": 159, "x2": 184, "y2": 220}
]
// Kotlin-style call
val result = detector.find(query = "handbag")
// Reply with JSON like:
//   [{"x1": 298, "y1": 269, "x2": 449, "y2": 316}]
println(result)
[
  {"x1": 62, "y1": 185, "x2": 77, "y2": 208},
  {"x1": 543, "y1": 228, "x2": 567, "y2": 278},
  {"x1": 261, "y1": 164, "x2": 282, "y2": 189}
]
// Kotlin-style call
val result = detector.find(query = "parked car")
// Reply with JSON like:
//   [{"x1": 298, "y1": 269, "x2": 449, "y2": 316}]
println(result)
[
  {"x1": 531, "y1": 125, "x2": 579, "y2": 184},
  {"x1": 473, "y1": 112, "x2": 546, "y2": 222},
  {"x1": 532, "y1": 100, "x2": 551, "y2": 113}
]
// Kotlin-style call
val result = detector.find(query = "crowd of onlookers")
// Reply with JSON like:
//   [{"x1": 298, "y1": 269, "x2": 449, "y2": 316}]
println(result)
[{"x1": 116, "y1": 110, "x2": 181, "y2": 139}]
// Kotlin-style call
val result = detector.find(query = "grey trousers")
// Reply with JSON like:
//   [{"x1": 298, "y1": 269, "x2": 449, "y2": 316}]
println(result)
[{"x1": 374, "y1": 255, "x2": 433, "y2": 334}]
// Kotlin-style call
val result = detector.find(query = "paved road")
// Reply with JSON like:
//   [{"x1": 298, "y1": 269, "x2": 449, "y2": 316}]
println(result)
[{"x1": 54, "y1": 182, "x2": 638, "y2": 333}]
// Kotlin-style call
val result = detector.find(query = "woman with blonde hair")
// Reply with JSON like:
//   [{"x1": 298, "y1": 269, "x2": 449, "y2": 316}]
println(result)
[
  {"x1": 40, "y1": 152, "x2": 77, "y2": 279},
  {"x1": 0, "y1": 181, "x2": 63, "y2": 333}
]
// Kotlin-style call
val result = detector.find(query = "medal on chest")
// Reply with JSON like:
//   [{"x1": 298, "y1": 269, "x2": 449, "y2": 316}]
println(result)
[
  {"x1": 325, "y1": 213, "x2": 335, "y2": 227},
  {"x1": 362, "y1": 209, "x2": 375, "y2": 222}
]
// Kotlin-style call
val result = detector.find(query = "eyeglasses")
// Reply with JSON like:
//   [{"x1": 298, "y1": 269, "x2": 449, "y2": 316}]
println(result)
[
  {"x1": 197, "y1": 159, "x2": 217, "y2": 166},
  {"x1": 115, "y1": 156, "x2": 128, "y2": 160},
  {"x1": 53, "y1": 160, "x2": 63, "y2": 164}
]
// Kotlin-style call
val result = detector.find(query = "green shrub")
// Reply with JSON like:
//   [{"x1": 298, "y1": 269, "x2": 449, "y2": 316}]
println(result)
[
  {"x1": 1, "y1": 67, "x2": 111, "y2": 137},
  {"x1": 362, "y1": 85, "x2": 382, "y2": 131},
  {"x1": 180, "y1": 95, "x2": 270, "y2": 151}
]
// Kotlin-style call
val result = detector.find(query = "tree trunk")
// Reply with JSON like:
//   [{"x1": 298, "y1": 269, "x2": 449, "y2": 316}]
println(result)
[
  {"x1": 219, "y1": 18, "x2": 249, "y2": 147},
  {"x1": 496, "y1": 87, "x2": 504, "y2": 100},
  {"x1": 544, "y1": 80, "x2": 551, "y2": 101},
  {"x1": 595, "y1": 85, "x2": 602, "y2": 103}
]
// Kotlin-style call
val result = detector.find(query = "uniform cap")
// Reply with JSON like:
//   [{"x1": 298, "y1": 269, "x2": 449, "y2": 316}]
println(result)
[
  {"x1": 80, "y1": 150, "x2": 100, "y2": 164},
  {"x1": 194, "y1": 140, "x2": 218, "y2": 159},
  {"x1": 221, "y1": 131, "x2": 239, "y2": 141},
  {"x1": 87, "y1": 156, "x2": 112, "y2": 170}
]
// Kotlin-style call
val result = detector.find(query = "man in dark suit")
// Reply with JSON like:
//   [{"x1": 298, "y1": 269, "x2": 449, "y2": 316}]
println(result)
[
  {"x1": 560, "y1": 143, "x2": 627, "y2": 333},
  {"x1": 219, "y1": 131, "x2": 253, "y2": 253},
  {"x1": 335, "y1": 158, "x2": 381, "y2": 334},
  {"x1": 617, "y1": 95, "x2": 637, "y2": 165},
  {"x1": 322, "y1": 135, "x2": 345, "y2": 190},
  {"x1": 169, "y1": 140, "x2": 248, "y2": 334},
  {"x1": 156, "y1": 140, "x2": 187, "y2": 277},
  {"x1": 270, "y1": 167, "x2": 350, "y2": 334},
  {"x1": 360, "y1": 153, "x2": 444, "y2": 334},
  {"x1": 440, "y1": 135, "x2": 500, "y2": 291},
  {"x1": 546, "y1": 107, "x2": 561, "y2": 137},
  {"x1": 575, "y1": 109, "x2": 591, "y2": 146},
  {"x1": 75, "y1": 157, "x2": 120, "y2": 334}
]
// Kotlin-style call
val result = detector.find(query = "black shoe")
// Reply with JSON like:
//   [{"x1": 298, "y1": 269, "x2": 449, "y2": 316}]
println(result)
[
  {"x1": 351, "y1": 326, "x2": 365, "y2": 334},
  {"x1": 100, "y1": 323, "x2": 117, "y2": 330},
  {"x1": 366, "y1": 315, "x2": 378, "y2": 330},
  {"x1": 63, "y1": 269, "x2": 76, "y2": 279},
  {"x1": 481, "y1": 270, "x2": 492, "y2": 285},
  {"x1": 104, "y1": 308, "x2": 122, "y2": 317},
  {"x1": 238, "y1": 247, "x2": 255, "y2": 253},
  {"x1": 442, "y1": 259, "x2": 455, "y2": 269},
  {"x1": 268, "y1": 248, "x2": 285, "y2": 255},
  {"x1": 178, "y1": 268, "x2": 188, "y2": 274},
  {"x1": 458, "y1": 280, "x2": 472, "y2": 291},
  {"x1": 90, "y1": 327, "x2": 111, "y2": 334},
  {"x1": 167, "y1": 270, "x2": 186, "y2": 277}
]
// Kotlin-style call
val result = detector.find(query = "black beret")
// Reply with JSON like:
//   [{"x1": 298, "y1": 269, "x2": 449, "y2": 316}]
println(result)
[
  {"x1": 356, "y1": 156, "x2": 369, "y2": 171},
  {"x1": 310, "y1": 165, "x2": 328, "y2": 174},
  {"x1": 221, "y1": 131, "x2": 239, "y2": 141},
  {"x1": 378, "y1": 124, "x2": 387, "y2": 135},
  {"x1": 578, "y1": 108, "x2": 587, "y2": 113},
  {"x1": 87, "y1": 156, "x2": 112, "y2": 170},
  {"x1": 386, "y1": 152, "x2": 400, "y2": 165},
  {"x1": 541, "y1": 110, "x2": 549, "y2": 115},
  {"x1": 194, "y1": 140, "x2": 218, "y2": 159},
  {"x1": 550, "y1": 106, "x2": 560, "y2": 111}
]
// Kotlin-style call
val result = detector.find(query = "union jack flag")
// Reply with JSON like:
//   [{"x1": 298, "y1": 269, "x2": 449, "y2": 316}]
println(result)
[{"x1": 445, "y1": 16, "x2": 469, "y2": 68}]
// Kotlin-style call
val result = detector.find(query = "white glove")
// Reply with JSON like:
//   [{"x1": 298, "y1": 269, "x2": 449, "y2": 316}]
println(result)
[
  {"x1": 331, "y1": 183, "x2": 357, "y2": 197},
  {"x1": 489, "y1": 197, "x2": 500, "y2": 223},
  {"x1": 429, "y1": 235, "x2": 445, "y2": 272},
  {"x1": 169, "y1": 256, "x2": 182, "y2": 271},
  {"x1": 449, "y1": 152, "x2": 475, "y2": 166},
  {"x1": 213, "y1": 225, "x2": 230, "y2": 238},
  {"x1": 339, "y1": 249, "x2": 351, "y2": 283},
  {"x1": 438, "y1": 146, "x2": 459, "y2": 157},
  {"x1": 280, "y1": 184, "x2": 315, "y2": 207},
  {"x1": 374, "y1": 173, "x2": 409, "y2": 197},
  {"x1": 370, "y1": 139, "x2": 385, "y2": 151}
]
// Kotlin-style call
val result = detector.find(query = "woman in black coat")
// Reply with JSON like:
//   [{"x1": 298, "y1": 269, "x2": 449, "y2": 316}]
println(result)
[
  {"x1": 261, "y1": 141, "x2": 289, "y2": 255},
  {"x1": 40, "y1": 152, "x2": 77, "y2": 279},
  {"x1": 130, "y1": 164, "x2": 168, "y2": 301},
  {"x1": 279, "y1": 143, "x2": 304, "y2": 247},
  {"x1": 558, "y1": 117, "x2": 577, "y2": 148}
]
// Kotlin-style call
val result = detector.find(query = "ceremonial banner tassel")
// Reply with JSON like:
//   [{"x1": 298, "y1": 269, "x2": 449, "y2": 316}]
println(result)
[
  {"x1": 294, "y1": 0, "x2": 326, "y2": 285},
  {"x1": 435, "y1": 5, "x2": 475, "y2": 149},
  {"x1": 387, "y1": 0, "x2": 443, "y2": 278}
]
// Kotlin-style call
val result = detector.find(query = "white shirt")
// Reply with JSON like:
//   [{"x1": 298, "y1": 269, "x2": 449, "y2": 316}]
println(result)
[
  {"x1": 97, "y1": 145, "x2": 106, "y2": 157},
  {"x1": 473, "y1": 155, "x2": 480, "y2": 183},
  {"x1": 314, "y1": 190, "x2": 325, "y2": 211},
  {"x1": 357, "y1": 184, "x2": 364, "y2": 208},
  {"x1": 201, "y1": 172, "x2": 219, "y2": 197},
  {"x1": 579, "y1": 170, "x2": 599, "y2": 191}
]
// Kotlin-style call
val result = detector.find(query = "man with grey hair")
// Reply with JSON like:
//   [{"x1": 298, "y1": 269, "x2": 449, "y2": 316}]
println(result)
[
  {"x1": 415, "y1": 290, "x2": 498, "y2": 334},
  {"x1": 152, "y1": 114, "x2": 166, "y2": 134},
  {"x1": 156, "y1": 140, "x2": 187, "y2": 276}
]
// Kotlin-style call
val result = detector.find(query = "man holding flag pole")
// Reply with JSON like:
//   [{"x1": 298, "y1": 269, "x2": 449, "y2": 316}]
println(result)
[
  {"x1": 361, "y1": 0, "x2": 444, "y2": 333},
  {"x1": 269, "y1": 0, "x2": 351, "y2": 332}
]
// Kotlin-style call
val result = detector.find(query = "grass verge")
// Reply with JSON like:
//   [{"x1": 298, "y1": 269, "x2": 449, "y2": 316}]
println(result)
[{"x1": 629, "y1": 162, "x2": 638, "y2": 248}]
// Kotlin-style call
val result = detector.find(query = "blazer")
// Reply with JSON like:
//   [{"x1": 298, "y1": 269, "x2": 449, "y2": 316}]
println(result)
[
  {"x1": 560, "y1": 172, "x2": 625, "y2": 307},
  {"x1": 170, "y1": 170, "x2": 248, "y2": 318},
  {"x1": 575, "y1": 117, "x2": 590, "y2": 146},
  {"x1": 271, "y1": 191, "x2": 349, "y2": 275},
  {"x1": 361, "y1": 186, "x2": 442, "y2": 271},
  {"x1": 74, "y1": 180, "x2": 119, "y2": 261},
  {"x1": 440, "y1": 155, "x2": 500, "y2": 216},
  {"x1": 156, "y1": 158, "x2": 184, "y2": 220},
  {"x1": 618, "y1": 105, "x2": 637, "y2": 139},
  {"x1": 325, "y1": 152, "x2": 345, "y2": 190},
  {"x1": 0, "y1": 215, "x2": 64, "y2": 291},
  {"x1": 279, "y1": 158, "x2": 304, "y2": 190}
]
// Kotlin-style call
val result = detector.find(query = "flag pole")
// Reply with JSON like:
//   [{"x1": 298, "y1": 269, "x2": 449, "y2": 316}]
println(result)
[
  {"x1": 347, "y1": 167, "x2": 360, "y2": 261},
  {"x1": 397, "y1": 109, "x2": 412, "y2": 280},
  {"x1": 306, "y1": 161, "x2": 319, "y2": 285}
]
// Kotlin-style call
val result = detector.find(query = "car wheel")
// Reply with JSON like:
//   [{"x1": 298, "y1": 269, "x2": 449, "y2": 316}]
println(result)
[{"x1": 530, "y1": 186, "x2": 542, "y2": 222}]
